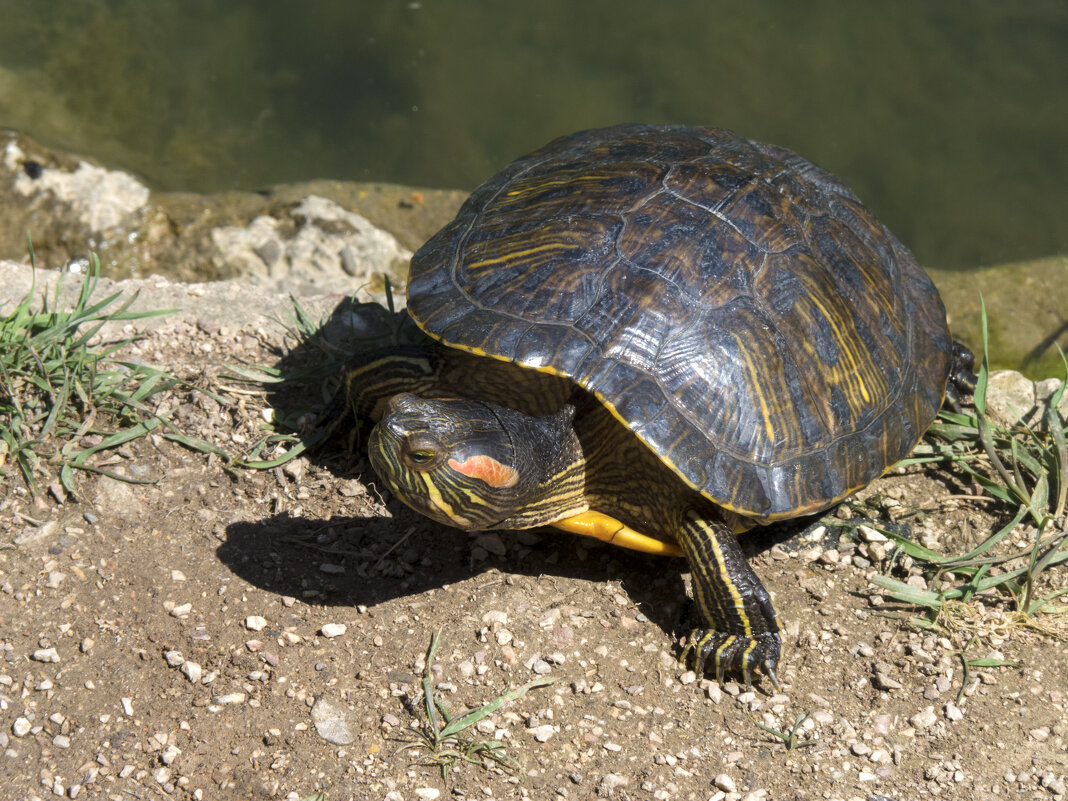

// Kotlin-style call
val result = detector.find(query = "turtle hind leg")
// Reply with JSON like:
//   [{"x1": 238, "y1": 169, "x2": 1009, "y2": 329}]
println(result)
[
  {"x1": 676, "y1": 507, "x2": 782, "y2": 688},
  {"x1": 944, "y1": 340, "x2": 978, "y2": 412}
]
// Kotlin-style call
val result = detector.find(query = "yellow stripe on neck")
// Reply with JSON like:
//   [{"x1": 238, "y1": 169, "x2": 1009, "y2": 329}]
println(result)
[{"x1": 554, "y1": 511, "x2": 683, "y2": 557}]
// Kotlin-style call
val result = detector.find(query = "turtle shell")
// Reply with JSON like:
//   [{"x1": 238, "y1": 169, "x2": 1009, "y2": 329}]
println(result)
[{"x1": 406, "y1": 124, "x2": 953, "y2": 521}]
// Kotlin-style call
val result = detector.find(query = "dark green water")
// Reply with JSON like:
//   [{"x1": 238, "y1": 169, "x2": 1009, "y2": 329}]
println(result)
[{"x1": 0, "y1": 0, "x2": 1065, "y2": 270}]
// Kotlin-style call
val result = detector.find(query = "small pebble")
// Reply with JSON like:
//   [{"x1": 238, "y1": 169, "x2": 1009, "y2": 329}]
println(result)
[
  {"x1": 874, "y1": 674, "x2": 902, "y2": 691},
  {"x1": 161, "y1": 745, "x2": 181, "y2": 765},
  {"x1": 32, "y1": 647, "x2": 60, "y2": 663},
  {"x1": 598, "y1": 774, "x2": 628, "y2": 794},
  {"x1": 245, "y1": 616, "x2": 267, "y2": 631},
  {"x1": 12, "y1": 717, "x2": 31, "y2": 737},
  {"x1": 121, "y1": 698, "x2": 134, "y2": 716},
  {"x1": 170, "y1": 602, "x2": 192, "y2": 618},
  {"x1": 212, "y1": 692, "x2": 247, "y2": 705},
  {"x1": 320, "y1": 623, "x2": 347, "y2": 638},
  {"x1": 909, "y1": 706, "x2": 938, "y2": 729},
  {"x1": 529, "y1": 724, "x2": 555, "y2": 742},
  {"x1": 181, "y1": 661, "x2": 203, "y2": 684},
  {"x1": 870, "y1": 748, "x2": 892, "y2": 764},
  {"x1": 311, "y1": 698, "x2": 354, "y2": 745},
  {"x1": 414, "y1": 790, "x2": 440, "y2": 801},
  {"x1": 944, "y1": 701, "x2": 964, "y2": 721},
  {"x1": 715, "y1": 774, "x2": 737, "y2": 793},
  {"x1": 858, "y1": 525, "x2": 888, "y2": 543}
]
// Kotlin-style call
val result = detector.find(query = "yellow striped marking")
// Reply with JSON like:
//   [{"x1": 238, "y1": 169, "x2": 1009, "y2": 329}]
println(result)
[
  {"x1": 687, "y1": 512, "x2": 754, "y2": 638},
  {"x1": 554, "y1": 510, "x2": 684, "y2": 556},
  {"x1": 505, "y1": 174, "x2": 615, "y2": 196},
  {"x1": 729, "y1": 331, "x2": 776, "y2": 446},
  {"x1": 807, "y1": 292, "x2": 872, "y2": 406},
  {"x1": 466, "y1": 242, "x2": 576, "y2": 272},
  {"x1": 420, "y1": 473, "x2": 471, "y2": 527}
]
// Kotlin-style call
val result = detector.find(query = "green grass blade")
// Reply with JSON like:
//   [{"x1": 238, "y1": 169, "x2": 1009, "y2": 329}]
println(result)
[
  {"x1": 869, "y1": 575, "x2": 944, "y2": 609},
  {"x1": 438, "y1": 676, "x2": 557, "y2": 739}
]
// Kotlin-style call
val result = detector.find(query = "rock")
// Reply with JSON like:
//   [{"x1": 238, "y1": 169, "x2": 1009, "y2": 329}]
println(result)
[
  {"x1": 94, "y1": 474, "x2": 146, "y2": 519},
  {"x1": 14, "y1": 520, "x2": 59, "y2": 547},
  {"x1": 181, "y1": 661, "x2": 203, "y2": 684},
  {"x1": 311, "y1": 698, "x2": 354, "y2": 745},
  {"x1": 985, "y1": 369, "x2": 1068, "y2": 430},
  {"x1": 320, "y1": 623, "x2": 347, "y2": 638},
  {"x1": 32, "y1": 647, "x2": 60, "y2": 663},
  {"x1": 986, "y1": 370, "x2": 1040, "y2": 426},
  {"x1": 12, "y1": 150, "x2": 149, "y2": 233},
  {"x1": 210, "y1": 195, "x2": 412, "y2": 297},
  {"x1": 909, "y1": 706, "x2": 938, "y2": 729},
  {"x1": 597, "y1": 773, "x2": 628, "y2": 796},
  {"x1": 212, "y1": 692, "x2": 246, "y2": 705},
  {"x1": 529, "y1": 724, "x2": 555, "y2": 742}
]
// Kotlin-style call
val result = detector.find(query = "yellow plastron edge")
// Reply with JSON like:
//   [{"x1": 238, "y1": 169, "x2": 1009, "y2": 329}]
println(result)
[{"x1": 553, "y1": 510, "x2": 684, "y2": 557}]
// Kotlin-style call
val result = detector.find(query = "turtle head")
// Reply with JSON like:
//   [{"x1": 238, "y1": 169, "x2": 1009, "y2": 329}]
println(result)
[{"x1": 369, "y1": 393, "x2": 576, "y2": 530}]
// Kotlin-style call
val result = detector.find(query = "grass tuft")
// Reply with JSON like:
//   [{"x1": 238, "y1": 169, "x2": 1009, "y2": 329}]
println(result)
[
  {"x1": 0, "y1": 250, "x2": 227, "y2": 496},
  {"x1": 747, "y1": 712, "x2": 814, "y2": 752},
  {"x1": 397, "y1": 630, "x2": 556, "y2": 780},
  {"x1": 870, "y1": 299, "x2": 1068, "y2": 637}
]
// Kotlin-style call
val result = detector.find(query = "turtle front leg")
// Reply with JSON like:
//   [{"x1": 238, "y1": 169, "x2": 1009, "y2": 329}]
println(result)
[{"x1": 676, "y1": 507, "x2": 781, "y2": 688}]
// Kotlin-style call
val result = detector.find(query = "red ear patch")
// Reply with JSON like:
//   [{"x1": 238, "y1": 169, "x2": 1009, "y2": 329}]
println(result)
[{"x1": 448, "y1": 455, "x2": 520, "y2": 489}]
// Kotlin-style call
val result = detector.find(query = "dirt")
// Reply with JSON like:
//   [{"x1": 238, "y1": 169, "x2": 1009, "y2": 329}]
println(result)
[{"x1": 2, "y1": 301, "x2": 1067, "y2": 801}]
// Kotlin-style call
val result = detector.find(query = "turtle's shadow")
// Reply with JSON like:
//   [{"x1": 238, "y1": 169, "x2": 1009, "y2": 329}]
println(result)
[
  {"x1": 217, "y1": 503, "x2": 693, "y2": 638},
  {"x1": 217, "y1": 498, "x2": 818, "y2": 653}
]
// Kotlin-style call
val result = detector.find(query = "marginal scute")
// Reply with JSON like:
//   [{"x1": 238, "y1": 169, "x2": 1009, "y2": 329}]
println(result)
[{"x1": 407, "y1": 124, "x2": 952, "y2": 519}]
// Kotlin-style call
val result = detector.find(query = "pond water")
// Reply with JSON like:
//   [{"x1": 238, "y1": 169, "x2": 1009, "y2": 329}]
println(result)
[{"x1": 0, "y1": 0, "x2": 1065, "y2": 271}]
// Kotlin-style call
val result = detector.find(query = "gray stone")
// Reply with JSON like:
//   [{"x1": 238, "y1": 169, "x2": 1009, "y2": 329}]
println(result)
[
  {"x1": 985, "y1": 370, "x2": 1037, "y2": 426},
  {"x1": 311, "y1": 698, "x2": 354, "y2": 745}
]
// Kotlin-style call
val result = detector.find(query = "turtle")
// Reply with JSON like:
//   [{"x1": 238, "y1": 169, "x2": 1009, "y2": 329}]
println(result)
[{"x1": 341, "y1": 124, "x2": 973, "y2": 687}]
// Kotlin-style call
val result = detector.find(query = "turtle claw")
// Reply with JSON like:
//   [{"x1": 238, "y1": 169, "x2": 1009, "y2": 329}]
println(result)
[{"x1": 681, "y1": 629, "x2": 782, "y2": 689}]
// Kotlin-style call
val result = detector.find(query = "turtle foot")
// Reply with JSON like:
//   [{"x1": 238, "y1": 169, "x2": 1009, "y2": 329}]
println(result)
[{"x1": 681, "y1": 629, "x2": 781, "y2": 689}]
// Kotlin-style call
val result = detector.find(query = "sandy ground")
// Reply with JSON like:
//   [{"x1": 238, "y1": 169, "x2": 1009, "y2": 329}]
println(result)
[{"x1": 1, "y1": 274, "x2": 1067, "y2": 801}]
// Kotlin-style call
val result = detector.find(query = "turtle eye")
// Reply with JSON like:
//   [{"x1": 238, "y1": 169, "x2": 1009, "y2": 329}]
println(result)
[{"x1": 401, "y1": 434, "x2": 445, "y2": 471}]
